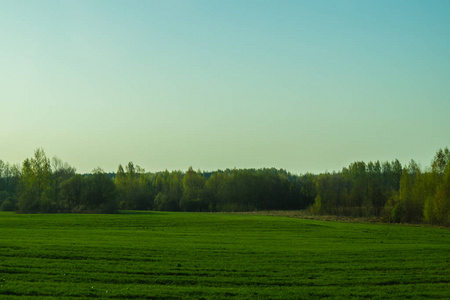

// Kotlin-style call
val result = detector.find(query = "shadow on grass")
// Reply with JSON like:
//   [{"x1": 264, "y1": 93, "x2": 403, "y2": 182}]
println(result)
[{"x1": 119, "y1": 210, "x2": 164, "y2": 215}]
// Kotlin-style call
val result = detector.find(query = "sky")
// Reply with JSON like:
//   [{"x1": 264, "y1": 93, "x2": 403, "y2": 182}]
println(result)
[{"x1": 1, "y1": 0, "x2": 449, "y2": 174}]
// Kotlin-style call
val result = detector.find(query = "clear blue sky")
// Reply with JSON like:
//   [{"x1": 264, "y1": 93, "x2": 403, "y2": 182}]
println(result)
[{"x1": 1, "y1": 0, "x2": 449, "y2": 174}]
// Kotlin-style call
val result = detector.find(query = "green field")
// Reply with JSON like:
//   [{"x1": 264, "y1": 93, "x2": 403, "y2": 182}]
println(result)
[{"x1": 0, "y1": 212, "x2": 449, "y2": 299}]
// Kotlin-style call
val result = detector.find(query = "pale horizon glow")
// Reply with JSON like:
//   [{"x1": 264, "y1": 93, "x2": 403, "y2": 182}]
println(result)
[{"x1": 1, "y1": 0, "x2": 449, "y2": 174}]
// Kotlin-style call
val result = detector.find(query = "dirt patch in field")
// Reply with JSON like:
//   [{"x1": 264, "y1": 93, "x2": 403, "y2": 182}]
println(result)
[
  {"x1": 231, "y1": 211, "x2": 449, "y2": 228},
  {"x1": 232, "y1": 210, "x2": 383, "y2": 223}
]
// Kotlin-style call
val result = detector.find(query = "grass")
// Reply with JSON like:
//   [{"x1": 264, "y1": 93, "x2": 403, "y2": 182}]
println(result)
[{"x1": 0, "y1": 211, "x2": 449, "y2": 299}]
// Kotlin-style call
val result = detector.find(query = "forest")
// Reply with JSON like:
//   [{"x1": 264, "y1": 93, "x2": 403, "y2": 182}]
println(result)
[{"x1": 0, "y1": 148, "x2": 449, "y2": 225}]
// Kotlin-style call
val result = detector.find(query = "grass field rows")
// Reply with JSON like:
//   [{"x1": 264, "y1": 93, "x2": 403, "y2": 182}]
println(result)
[{"x1": 0, "y1": 211, "x2": 449, "y2": 299}]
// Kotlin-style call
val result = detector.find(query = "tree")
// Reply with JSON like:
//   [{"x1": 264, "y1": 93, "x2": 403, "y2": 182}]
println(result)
[
  {"x1": 116, "y1": 162, "x2": 153, "y2": 210},
  {"x1": 135, "y1": 166, "x2": 153, "y2": 210},
  {"x1": 367, "y1": 161, "x2": 385, "y2": 216},
  {"x1": 204, "y1": 172, "x2": 223, "y2": 211},
  {"x1": 83, "y1": 168, "x2": 118, "y2": 213},
  {"x1": 0, "y1": 160, "x2": 5, "y2": 192},
  {"x1": 431, "y1": 164, "x2": 450, "y2": 225},
  {"x1": 167, "y1": 171, "x2": 183, "y2": 210},
  {"x1": 424, "y1": 150, "x2": 450, "y2": 225},
  {"x1": 298, "y1": 173, "x2": 317, "y2": 209},
  {"x1": 431, "y1": 147, "x2": 450, "y2": 175},
  {"x1": 115, "y1": 164, "x2": 127, "y2": 208},
  {"x1": 18, "y1": 149, "x2": 53, "y2": 213},
  {"x1": 347, "y1": 162, "x2": 368, "y2": 212},
  {"x1": 60, "y1": 174, "x2": 83, "y2": 211},
  {"x1": 391, "y1": 159, "x2": 403, "y2": 190},
  {"x1": 51, "y1": 156, "x2": 76, "y2": 210},
  {"x1": 180, "y1": 167, "x2": 206, "y2": 211},
  {"x1": 312, "y1": 173, "x2": 339, "y2": 215}
]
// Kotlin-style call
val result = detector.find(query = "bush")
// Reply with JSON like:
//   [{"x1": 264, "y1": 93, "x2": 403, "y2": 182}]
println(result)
[
  {"x1": 1, "y1": 198, "x2": 17, "y2": 211},
  {"x1": 391, "y1": 202, "x2": 406, "y2": 223}
]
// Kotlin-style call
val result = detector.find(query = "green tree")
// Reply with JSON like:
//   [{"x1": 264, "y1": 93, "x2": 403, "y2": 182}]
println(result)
[
  {"x1": 83, "y1": 168, "x2": 118, "y2": 213},
  {"x1": 135, "y1": 166, "x2": 153, "y2": 210},
  {"x1": 391, "y1": 161, "x2": 423, "y2": 223},
  {"x1": 167, "y1": 171, "x2": 183, "y2": 209},
  {"x1": 367, "y1": 161, "x2": 385, "y2": 216},
  {"x1": 347, "y1": 162, "x2": 368, "y2": 213},
  {"x1": 60, "y1": 174, "x2": 83, "y2": 211},
  {"x1": 432, "y1": 175, "x2": 450, "y2": 225},
  {"x1": 115, "y1": 162, "x2": 153, "y2": 210},
  {"x1": 18, "y1": 149, "x2": 53, "y2": 213},
  {"x1": 153, "y1": 170, "x2": 183, "y2": 211},
  {"x1": 204, "y1": 172, "x2": 224, "y2": 211},
  {"x1": 115, "y1": 164, "x2": 127, "y2": 208},
  {"x1": 312, "y1": 173, "x2": 342, "y2": 215},
  {"x1": 51, "y1": 156, "x2": 76, "y2": 210},
  {"x1": 431, "y1": 147, "x2": 450, "y2": 175},
  {"x1": 298, "y1": 173, "x2": 317, "y2": 209},
  {"x1": 430, "y1": 148, "x2": 450, "y2": 222},
  {"x1": 180, "y1": 167, "x2": 206, "y2": 211}
]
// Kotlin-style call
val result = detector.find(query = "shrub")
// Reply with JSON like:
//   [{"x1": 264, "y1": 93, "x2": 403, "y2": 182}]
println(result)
[{"x1": 1, "y1": 198, "x2": 17, "y2": 211}]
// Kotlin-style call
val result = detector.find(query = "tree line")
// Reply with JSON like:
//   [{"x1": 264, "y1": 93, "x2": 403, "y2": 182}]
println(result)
[
  {"x1": 0, "y1": 149, "x2": 116, "y2": 213},
  {"x1": 0, "y1": 148, "x2": 449, "y2": 225},
  {"x1": 310, "y1": 148, "x2": 450, "y2": 225}
]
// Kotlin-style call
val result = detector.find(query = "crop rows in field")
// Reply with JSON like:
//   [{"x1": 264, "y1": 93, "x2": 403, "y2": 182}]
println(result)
[{"x1": 0, "y1": 212, "x2": 449, "y2": 299}]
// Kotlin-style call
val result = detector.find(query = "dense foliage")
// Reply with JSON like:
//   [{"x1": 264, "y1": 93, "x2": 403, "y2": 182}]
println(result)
[
  {"x1": 1, "y1": 148, "x2": 449, "y2": 225},
  {"x1": 310, "y1": 148, "x2": 450, "y2": 225},
  {"x1": 0, "y1": 149, "x2": 117, "y2": 213}
]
